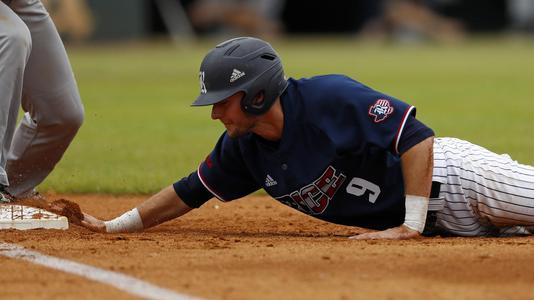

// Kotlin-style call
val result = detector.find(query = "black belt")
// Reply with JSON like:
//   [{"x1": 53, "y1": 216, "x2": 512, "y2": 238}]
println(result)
[
  {"x1": 422, "y1": 181, "x2": 445, "y2": 237},
  {"x1": 429, "y1": 181, "x2": 441, "y2": 199}
]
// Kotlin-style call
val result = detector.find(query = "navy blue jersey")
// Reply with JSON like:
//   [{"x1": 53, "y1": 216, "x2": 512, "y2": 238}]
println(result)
[{"x1": 174, "y1": 75, "x2": 433, "y2": 230}]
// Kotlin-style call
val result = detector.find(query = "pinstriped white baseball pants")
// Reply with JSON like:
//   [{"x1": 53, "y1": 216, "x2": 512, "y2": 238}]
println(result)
[{"x1": 432, "y1": 138, "x2": 534, "y2": 236}]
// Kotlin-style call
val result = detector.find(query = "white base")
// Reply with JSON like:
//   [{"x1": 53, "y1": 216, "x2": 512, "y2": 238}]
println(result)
[{"x1": 0, "y1": 205, "x2": 68, "y2": 230}]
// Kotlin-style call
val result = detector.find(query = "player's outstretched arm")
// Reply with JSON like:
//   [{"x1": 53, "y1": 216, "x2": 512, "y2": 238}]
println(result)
[
  {"x1": 80, "y1": 185, "x2": 193, "y2": 233},
  {"x1": 351, "y1": 136, "x2": 434, "y2": 240}
]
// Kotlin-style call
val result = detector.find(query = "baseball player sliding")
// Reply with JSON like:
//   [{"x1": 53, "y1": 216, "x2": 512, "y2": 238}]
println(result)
[
  {"x1": 81, "y1": 37, "x2": 534, "y2": 239},
  {"x1": 0, "y1": 0, "x2": 84, "y2": 202}
]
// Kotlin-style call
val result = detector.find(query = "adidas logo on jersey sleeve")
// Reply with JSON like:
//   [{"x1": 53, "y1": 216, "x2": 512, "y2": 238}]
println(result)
[
  {"x1": 265, "y1": 175, "x2": 277, "y2": 187},
  {"x1": 230, "y1": 69, "x2": 245, "y2": 83}
]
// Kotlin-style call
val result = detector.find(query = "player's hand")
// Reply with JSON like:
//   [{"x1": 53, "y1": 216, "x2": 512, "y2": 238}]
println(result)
[
  {"x1": 348, "y1": 225, "x2": 421, "y2": 240},
  {"x1": 79, "y1": 213, "x2": 107, "y2": 233}
]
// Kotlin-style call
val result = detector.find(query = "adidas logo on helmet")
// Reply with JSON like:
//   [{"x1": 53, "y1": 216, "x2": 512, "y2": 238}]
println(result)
[{"x1": 230, "y1": 69, "x2": 245, "y2": 83}]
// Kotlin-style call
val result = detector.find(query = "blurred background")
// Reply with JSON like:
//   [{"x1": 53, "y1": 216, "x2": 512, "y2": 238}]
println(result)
[
  {"x1": 45, "y1": 0, "x2": 534, "y2": 43},
  {"x1": 34, "y1": 0, "x2": 534, "y2": 194}
]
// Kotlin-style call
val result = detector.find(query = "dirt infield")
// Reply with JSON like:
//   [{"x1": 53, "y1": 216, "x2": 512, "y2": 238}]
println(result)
[{"x1": 1, "y1": 194, "x2": 534, "y2": 300}]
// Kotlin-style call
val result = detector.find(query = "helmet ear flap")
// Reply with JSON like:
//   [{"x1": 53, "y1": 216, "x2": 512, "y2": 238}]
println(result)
[
  {"x1": 241, "y1": 91, "x2": 265, "y2": 114},
  {"x1": 240, "y1": 64, "x2": 288, "y2": 115}
]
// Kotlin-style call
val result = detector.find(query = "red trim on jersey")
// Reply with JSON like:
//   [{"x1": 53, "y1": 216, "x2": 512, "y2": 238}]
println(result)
[
  {"x1": 393, "y1": 105, "x2": 415, "y2": 155},
  {"x1": 197, "y1": 164, "x2": 227, "y2": 201}
]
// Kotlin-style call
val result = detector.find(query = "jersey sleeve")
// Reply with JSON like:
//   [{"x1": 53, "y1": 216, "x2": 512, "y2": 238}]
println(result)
[
  {"x1": 174, "y1": 132, "x2": 260, "y2": 206},
  {"x1": 305, "y1": 75, "x2": 418, "y2": 155},
  {"x1": 173, "y1": 171, "x2": 213, "y2": 208},
  {"x1": 396, "y1": 114, "x2": 435, "y2": 155}
]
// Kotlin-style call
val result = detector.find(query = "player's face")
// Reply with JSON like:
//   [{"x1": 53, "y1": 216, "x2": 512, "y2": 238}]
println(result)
[{"x1": 211, "y1": 92, "x2": 255, "y2": 138}]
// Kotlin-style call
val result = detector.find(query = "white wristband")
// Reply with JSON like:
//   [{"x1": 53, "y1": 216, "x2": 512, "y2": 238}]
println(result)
[
  {"x1": 403, "y1": 195, "x2": 429, "y2": 233},
  {"x1": 104, "y1": 208, "x2": 144, "y2": 233}
]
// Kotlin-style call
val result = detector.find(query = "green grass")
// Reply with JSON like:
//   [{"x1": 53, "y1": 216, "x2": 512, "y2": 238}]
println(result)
[{"x1": 39, "y1": 37, "x2": 534, "y2": 194}]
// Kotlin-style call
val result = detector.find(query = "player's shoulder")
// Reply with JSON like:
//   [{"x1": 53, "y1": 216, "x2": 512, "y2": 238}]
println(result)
[
  {"x1": 289, "y1": 74, "x2": 374, "y2": 102},
  {"x1": 290, "y1": 74, "x2": 365, "y2": 91},
  {"x1": 287, "y1": 74, "x2": 374, "y2": 113}
]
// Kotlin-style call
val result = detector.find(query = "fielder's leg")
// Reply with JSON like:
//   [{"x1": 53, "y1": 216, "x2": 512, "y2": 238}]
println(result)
[
  {"x1": 4, "y1": 0, "x2": 84, "y2": 197},
  {"x1": 0, "y1": 0, "x2": 32, "y2": 188}
]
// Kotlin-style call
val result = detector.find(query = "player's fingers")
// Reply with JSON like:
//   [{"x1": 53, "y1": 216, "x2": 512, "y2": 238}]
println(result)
[
  {"x1": 349, "y1": 226, "x2": 421, "y2": 240},
  {"x1": 80, "y1": 213, "x2": 106, "y2": 232},
  {"x1": 348, "y1": 232, "x2": 382, "y2": 240}
]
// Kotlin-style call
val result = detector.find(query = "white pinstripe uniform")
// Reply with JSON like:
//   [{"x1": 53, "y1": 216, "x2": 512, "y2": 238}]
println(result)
[{"x1": 431, "y1": 138, "x2": 534, "y2": 237}]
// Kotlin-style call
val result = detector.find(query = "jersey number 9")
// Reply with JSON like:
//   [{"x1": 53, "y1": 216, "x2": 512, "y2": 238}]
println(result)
[{"x1": 346, "y1": 177, "x2": 381, "y2": 203}]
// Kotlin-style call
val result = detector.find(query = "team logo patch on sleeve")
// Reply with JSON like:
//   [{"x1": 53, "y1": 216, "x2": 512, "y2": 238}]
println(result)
[{"x1": 369, "y1": 99, "x2": 394, "y2": 123}]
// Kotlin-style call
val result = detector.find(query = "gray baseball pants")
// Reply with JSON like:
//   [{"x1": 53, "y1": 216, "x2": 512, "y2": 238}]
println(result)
[{"x1": 0, "y1": 0, "x2": 84, "y2": 197}]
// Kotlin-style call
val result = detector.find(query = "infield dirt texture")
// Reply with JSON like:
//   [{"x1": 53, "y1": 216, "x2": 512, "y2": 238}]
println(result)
[
  {"x1": 1, "y1": 38, "x2": 534, "y2": 299},
  {"x1": 2, "y1": 195, "x2": 534, "y2": 299}
]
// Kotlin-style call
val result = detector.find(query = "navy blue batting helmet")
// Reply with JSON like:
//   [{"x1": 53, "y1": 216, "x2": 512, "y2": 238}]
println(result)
[{"x1": 192, "y1": 37, "x2": 288, "y2": 115}]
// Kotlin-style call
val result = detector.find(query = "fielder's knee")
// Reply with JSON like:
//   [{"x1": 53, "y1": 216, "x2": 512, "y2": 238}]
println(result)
[
  {"x1": 46, "y1": 94, "x2": 84, "y2": 134},
  {"x1": 59, "y1": 103, "x2": 84, "y2": 133}
]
